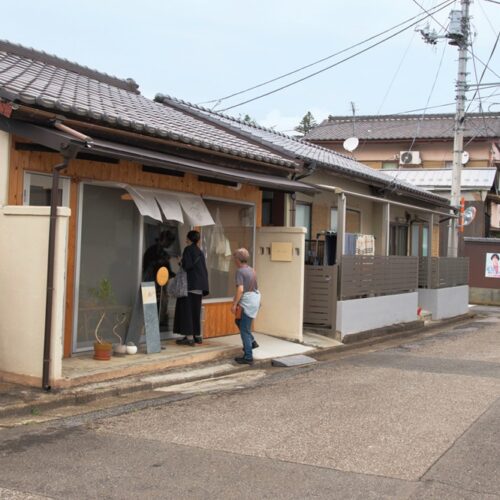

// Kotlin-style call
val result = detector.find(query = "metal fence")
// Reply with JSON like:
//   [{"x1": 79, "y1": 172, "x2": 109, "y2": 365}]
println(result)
[
  {"x1": 305, "y1": 239, "x2": 325, "y2": 266},
  {"x1": 304, "y1": 265, "x2": 337, "y2": 327},
  {"x1": 339, "y1": 256, "x2": 419, "y2": 300},
  {"x1": 418, "y1": 257, "x2": 469, "y2": 289}
]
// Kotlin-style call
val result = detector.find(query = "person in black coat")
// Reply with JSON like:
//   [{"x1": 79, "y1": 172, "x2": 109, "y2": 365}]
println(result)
[{"x1": 174, "y1": 230, "x2": 209, "y2": 346}]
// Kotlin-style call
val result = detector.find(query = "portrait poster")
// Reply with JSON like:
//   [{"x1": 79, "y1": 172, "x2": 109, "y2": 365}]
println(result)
[{"x1": 485, "y1": 253, "x2": 500, "y2": 278}]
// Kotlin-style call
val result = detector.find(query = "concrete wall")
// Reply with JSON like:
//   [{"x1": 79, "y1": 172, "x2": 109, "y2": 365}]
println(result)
[
  {"x1": 254, "y1": 227, "x2": 305, "y2": 342},
  {"x1": 418, "y1": 286, "x2": 469, "y2": 320},
  {"x1": 337, "y1": 292, "x2": 418, "y2": 339},
  {"x1": 0, "y1": 131, "x2": 70, "y2": 386},
  {"x1": 469, "y1": 287, "x2": 500, "y2": 306}
]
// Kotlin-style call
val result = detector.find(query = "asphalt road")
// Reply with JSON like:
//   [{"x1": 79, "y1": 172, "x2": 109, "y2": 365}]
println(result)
[{"x1": 0, "y1": 310, "x2": 499, "y2": 499}]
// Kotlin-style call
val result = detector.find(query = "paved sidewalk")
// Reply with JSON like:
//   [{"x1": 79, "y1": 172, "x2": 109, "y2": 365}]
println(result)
[{"x1": 0, "y1": 313, "x2": 479, "y2": 422}]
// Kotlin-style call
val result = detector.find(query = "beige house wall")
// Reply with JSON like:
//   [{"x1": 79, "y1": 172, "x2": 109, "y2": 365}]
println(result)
[
  {"x1": 0, "y1": 131, "x2": 69, "y2": 386},
  {"x1": 0, "y1": 205, "x2": 69, "y2": 386},
  {"x1": 254, "y1": 227, "x2": 305, "y2": 342},
  {"x1": 318, "y1": 140, "x2": 492, "y2": 169}
]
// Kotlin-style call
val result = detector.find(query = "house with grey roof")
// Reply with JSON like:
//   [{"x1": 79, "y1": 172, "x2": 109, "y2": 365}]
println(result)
[
  {"x1": 304, "y1": 112, "x2": 500, "y2": 240},
  {"x1": 154, "y1": 97, "x2": 470, "y2": 339},
  {"x1": 0, "y1": 40, "x2": 316, "y2": 388}
]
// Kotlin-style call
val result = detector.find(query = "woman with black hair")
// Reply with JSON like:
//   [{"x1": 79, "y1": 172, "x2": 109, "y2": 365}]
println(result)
[{"x1": 174, "y1": 230, "x2": 209, "y2": 346}]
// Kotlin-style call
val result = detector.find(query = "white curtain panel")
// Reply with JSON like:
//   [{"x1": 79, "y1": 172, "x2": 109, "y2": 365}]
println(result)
[
  {"x1": 155, "y1": 192, "x2": 184, "y2": 223},
  {"x1": 125, "y1": 186, "x2": 162, "y2": 221},
  {"x1": 179, "y1": 193, "x2": 215, "y2": 227}
]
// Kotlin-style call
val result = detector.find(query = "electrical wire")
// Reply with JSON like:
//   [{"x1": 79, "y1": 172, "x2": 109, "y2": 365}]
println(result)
[
  {"x1": 465, "y1": 30, "x2": 500, "y2": 113},
  {"x1": 478, "y1": 0, "x2": 499, "y2": 36},
  {"x1": 218, "y1": 1, "x2": 455, "y2": 112},
  {"x1": 377, "y1": 31, "x2": 418, "y2": 114},
  {"x1": 198, "y1": 0, "x2": 454, "y2": 107},
  {"x1": 412, "y1": 0, "x2": 500, "y2": 79},
  {"x1": 408, "y1": 41, "x2": 448, "y2": 151}
]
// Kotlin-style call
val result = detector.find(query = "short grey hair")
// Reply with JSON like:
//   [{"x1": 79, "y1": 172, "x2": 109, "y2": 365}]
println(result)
[{"x1": 233, "y1": 248, "x2": 250, "y2": 263}]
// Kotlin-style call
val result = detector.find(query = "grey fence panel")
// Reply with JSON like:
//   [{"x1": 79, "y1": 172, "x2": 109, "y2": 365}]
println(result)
[
  {"x1": 304, "y1": 265, "x2": 337, "y2": 327},
  {"x1": 339, "y1": 256, "x2": 418, "y2": 300},
  {"x1": 419, "y1": 257, "x2": 469, "y2": 289}
]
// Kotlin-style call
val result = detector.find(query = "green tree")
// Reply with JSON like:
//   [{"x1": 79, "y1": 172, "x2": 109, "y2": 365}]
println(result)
[
  {"x1": 295, "y1": 111, "x2": 317, "y2": 135},
  {"x1": 240, "y1": 114, "x2": 258, "y2": 126}
]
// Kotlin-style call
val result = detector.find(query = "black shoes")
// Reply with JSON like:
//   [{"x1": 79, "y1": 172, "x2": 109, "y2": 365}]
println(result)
[
  {"x1": 176, "y1": 337, "x2": 194, "y2": 346},
  {"x1": 194, "y1": 336, "x2": 203, "y2": 344},
  {"x1": 234, "y1": 357, "x2": 254, "y2": 365}
]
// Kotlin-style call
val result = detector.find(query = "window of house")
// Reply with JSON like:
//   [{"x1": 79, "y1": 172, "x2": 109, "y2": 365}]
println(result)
[
  {"x1": 330, "y1": 208, "x2": 338, "y2": 232},
  {"x1": 202, "y1": 199, "x2": 255, "y2": 300},
  {"x1": 390, "y1": 224, "x2": 409, "y2": 256},
  {"x1": 331, "y1": 207, "x2": 361, "y2": 233},
  {"x1": 382, "y1": 161, "x2": 398, "y2": 170},
  {"x1": 262, "y1": 190, "x2": 273, "y2": 226},
  {"x1": 23, "y1": 172, "x2": 70, "y2": 207},
  {"x1": 295, "y1": 202, "x2": 312, "y2": 239}
]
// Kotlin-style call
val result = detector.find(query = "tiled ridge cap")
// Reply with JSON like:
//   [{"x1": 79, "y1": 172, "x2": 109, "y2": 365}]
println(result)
[
  {"x1": 0, "y1": 39, "x2": 140, "y2": 94},
  {"x1": 323, "y1": 112, "x2": 500, "y2": 124},
  {"x1": 154, "y1": 93, "x2": 359, "y2": 163}
]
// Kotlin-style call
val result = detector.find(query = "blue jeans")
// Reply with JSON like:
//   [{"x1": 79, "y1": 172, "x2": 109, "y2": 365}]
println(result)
[{"x1": 236, "y1": 311, "x2": 254, "y2": 361}]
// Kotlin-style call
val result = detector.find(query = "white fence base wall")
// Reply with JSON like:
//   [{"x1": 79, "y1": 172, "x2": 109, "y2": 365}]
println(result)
[
  {"x1": 337, "y1": 292, "x2": 418, "y2": 339},
  {"x1": 418, "y1": 285, "x2": 469, "y2": 320}
]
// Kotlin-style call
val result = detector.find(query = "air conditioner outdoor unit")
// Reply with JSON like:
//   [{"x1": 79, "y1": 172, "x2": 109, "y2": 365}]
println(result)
[{"x1": 399, "y1": 151, "x2": 421, "y2": 165}]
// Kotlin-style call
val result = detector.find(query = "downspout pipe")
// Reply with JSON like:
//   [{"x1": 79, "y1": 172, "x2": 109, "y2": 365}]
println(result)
[
  {"x1": 42, "y1": 157, "x2": 70, "y2": 391},
  {"x1": 42, "y1": 130, "x2": 91, "y2": 391}
]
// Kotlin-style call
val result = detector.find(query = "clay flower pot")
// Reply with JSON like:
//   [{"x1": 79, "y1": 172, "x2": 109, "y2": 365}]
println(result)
[{"x1": 93, "y1": 342, "x2": 113, "y2": 361}]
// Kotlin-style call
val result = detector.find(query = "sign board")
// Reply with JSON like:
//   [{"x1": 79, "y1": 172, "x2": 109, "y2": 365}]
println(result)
[
  {"x1": 485, "y1": 253, "x2": 500, "y2": 278},
  {"x1": 271, "y1": 242, "x2": 293, "y2": 262},
  {"x1": 126, "y1": 282, "x2": 162, "y2": 353}
]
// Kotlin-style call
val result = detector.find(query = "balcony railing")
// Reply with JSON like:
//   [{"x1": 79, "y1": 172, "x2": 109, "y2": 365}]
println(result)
[
  {"x1": 339, "y1": 256, "x2": 418, "y2": 300},
  {"x1": 418, "y1": 257, "x2": 469, "y2": 289}
]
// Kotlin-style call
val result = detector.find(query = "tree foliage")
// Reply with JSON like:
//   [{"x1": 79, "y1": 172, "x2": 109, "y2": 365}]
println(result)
[{"x1": 295, "y1": 111, "x2": 317, "y2": 135}]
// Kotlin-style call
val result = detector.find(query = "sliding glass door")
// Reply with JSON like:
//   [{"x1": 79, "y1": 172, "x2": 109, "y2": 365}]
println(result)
[{"x1": 74, "y1": 184, "x2": 141, "y2": 351}]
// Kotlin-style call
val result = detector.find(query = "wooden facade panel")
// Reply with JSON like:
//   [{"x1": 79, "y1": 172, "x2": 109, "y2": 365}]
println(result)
[
  {"x1": 10, "y1": 142, "x2": 262, "y2": 349},
  {"x1": 203, "y1": 302, "x2": 239, "y2": 338}
]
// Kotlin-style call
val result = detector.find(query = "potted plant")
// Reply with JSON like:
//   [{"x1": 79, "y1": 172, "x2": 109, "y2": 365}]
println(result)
[{"x1": 89, "y1": 278, "x2": 115, "y2": 361}]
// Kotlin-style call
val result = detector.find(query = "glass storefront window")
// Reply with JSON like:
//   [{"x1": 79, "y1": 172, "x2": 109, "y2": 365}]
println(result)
[
  {"x1": 202, "y1": 199, "x2": 255, "y2": 299},
  {"x1": 75, "y1": 185, "x2": 141, "y2": 350},
  {"x1": 23, "y1": 172, "x2": 70, "y2": 207}
]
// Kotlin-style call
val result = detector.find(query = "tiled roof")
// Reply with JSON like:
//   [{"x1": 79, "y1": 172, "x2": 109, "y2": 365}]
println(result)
[
  {"x1": 305, "y1": 113, "x2": 500, "y2": 141},
  {"x1": 0, "y1": 40, "x2": 297, "y2": 169},
  {"x1": 383, "y1": 168, "x2": 498, "y2": 190},
  {"x1": 155, "y1": 95, "x2": 450, "y2": 206}
]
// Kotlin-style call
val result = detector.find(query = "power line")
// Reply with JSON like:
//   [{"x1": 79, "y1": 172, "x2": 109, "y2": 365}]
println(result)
[
  {"x1": 199, "y1": 0, "x2": 453, "y2": 106},
  {"x1": 478, "y1": 0, "x2": 498, "y2": 36},
  {"x1": 218, "y1": 1, "x2": 455, "y2": 112},
  {"x1": 412, "y1": 0, "x2": 500, "y2": 78},
  {"x1": 409, "y1": 41, "x2": 448, "y2": 151},
  {"x1": 465, "y1": 30, "x2": 500, "y2": 113}
]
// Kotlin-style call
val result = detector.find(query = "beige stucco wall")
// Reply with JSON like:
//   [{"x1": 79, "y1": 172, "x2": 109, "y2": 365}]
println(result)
[
  {"x1": 319, "y1": 140, "x2": 493, "y2": 168},
  {"x1": 254, "y1": 227, "x2": 305, "y2": 342},
  {"x1": 0, "y1": 132, "x2": 69, "y2": 386}
]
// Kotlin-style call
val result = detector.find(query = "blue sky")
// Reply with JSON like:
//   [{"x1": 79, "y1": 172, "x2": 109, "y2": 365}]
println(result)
[{"x1": 2, "y1": 0, "x2": 499, "y2": 131}]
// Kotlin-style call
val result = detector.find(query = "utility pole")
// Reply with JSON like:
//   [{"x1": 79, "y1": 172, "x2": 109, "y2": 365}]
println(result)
[
  {"x1": 418, "y1": 0, "x2": 471, "y2": 257},
  {"x1": 448, "y1": 0, "x2": 470, "y2": 257}
]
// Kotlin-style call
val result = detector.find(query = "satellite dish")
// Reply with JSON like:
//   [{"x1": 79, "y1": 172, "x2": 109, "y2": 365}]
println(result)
[
  {"x1": 463, "y1": 206, "x2": 477, "y2": 226},
  {"x1": 343, "y1": 137, "x2": 359, "y2": 152},
  {"x1": 462, "y1": 151, "x2": 470, "y2": 164}
]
